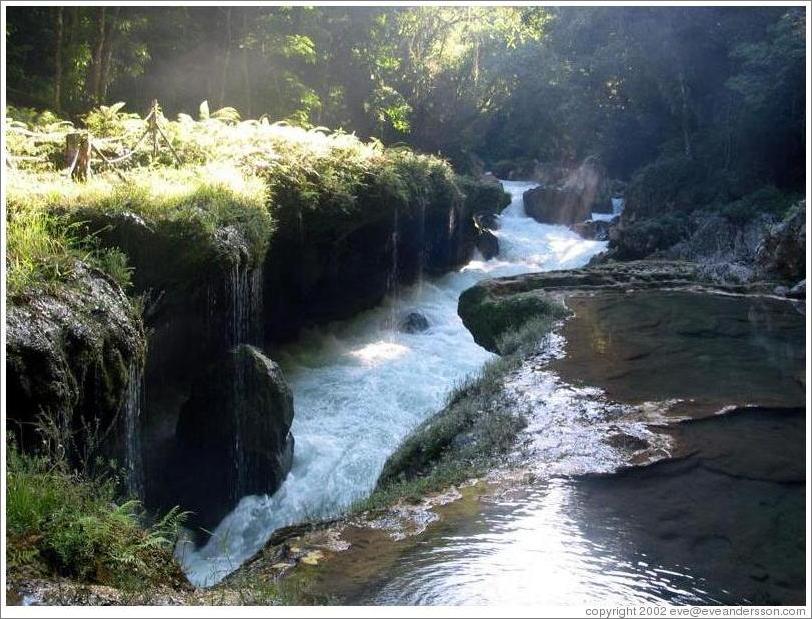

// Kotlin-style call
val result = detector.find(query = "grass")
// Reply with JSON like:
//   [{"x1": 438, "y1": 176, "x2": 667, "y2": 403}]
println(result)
[
  {"x1": 5, "y1": 206, "x2": 134, "y2": 298},
  {"x1": 5, "y1": 102, "x2": 464, "y2": 297},
  {"x1": 6, "y1": 441, "x2": 187, "y2": 589},
  {"x1": 362, "y1": 300, "x2": 570, "y2": 512}
]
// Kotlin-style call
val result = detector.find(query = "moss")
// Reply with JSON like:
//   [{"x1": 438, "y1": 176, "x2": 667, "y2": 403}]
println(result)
[
  {"x1": 457, "y1": 176, "x2": 511, "y2": 218},
  {"x1": 458, "y1": 285, "x2": 570, "y2": 352},
  {"x1": 6, "y1": 110, "x2": 465, "y2": 295}
]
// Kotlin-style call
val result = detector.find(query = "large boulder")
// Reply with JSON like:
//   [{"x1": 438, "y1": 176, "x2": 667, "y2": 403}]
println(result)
[
  {"x1": 5, "y1": 263, "x2": 146, "y2": 485},
  {"x1": 522, "y1": 158, "x2": 607, "y2": 225},
  {"x1": 571, "y1": 219, "x2": 612, "y2": 241},
  {"x1": 475, "y1": 228, "x2": 500, "y2": 260},
  {"x1": 458, "y1": 284, "x2": 569, "y2": 353},
  {"x1": 756, "y1": 201, "x2": 806, "y2": 281},
  {"x1": 173, "y1": 345, "x2": 295, "y2": 526}
]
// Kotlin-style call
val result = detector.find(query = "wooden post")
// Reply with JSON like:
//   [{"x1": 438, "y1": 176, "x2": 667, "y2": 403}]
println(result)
[
  {"x1": 65, "y1": 131, "x2": 91, "y2": 181},
  {"x1": 149, "y1": 99, "x2": 159, "y2": 160}
]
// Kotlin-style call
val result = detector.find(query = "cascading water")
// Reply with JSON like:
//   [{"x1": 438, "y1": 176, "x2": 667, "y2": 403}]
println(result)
[
  {"x1": 224, "y1": 261, "x2": 264, "y2": 500},
  {"x1": 122, "y1": 364, "x2": 144, "y2": 498},
  {"x1": 386, "y1": 208, "x2": 400, "y2": 330},
  {"x1": 178, "y1": 181, "x2": 606, "y2": 586}
]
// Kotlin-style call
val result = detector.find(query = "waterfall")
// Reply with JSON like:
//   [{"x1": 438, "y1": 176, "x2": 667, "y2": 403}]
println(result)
[
  {"x1": 612, "y1": 197, "x2": 625, "y2": 215},
  {"x1": 225, "y1": 261, "x2": 262, "y2": 348},
  {"x1": 221, "y1": 256, "x2": 265, "y2": 502},
  {"x1": 417, "y1": 197, "x2": 427, "y2": 295},
  {"x1": 386, "y1": 208, "x2": 400, "y2": 330},
  {"x1": 249, "y1": 264, "x2": 264, "y2": 345},
  {"x1": 122, "y1": 364, "x2": 144, "y2": 498},
  {"x1": 232, "y1": 347, "x2": 246, "y2": 501}
]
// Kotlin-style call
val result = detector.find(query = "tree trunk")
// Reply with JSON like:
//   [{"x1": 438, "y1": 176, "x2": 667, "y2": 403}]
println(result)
[
  {"x1": 99, "y1": 7, "x2": 121, "y2": 103},
  {"x1": 88, "y1": 7, "x2": 107, "y2": 104},
  {"x1": 241, "y1": 11, "x2": 252, "y2": 117},
  {"x1": 53, "y1": 7, "x2": 63, "y2": 112},
  {"x1": 219, "y1": 8, "x2": 232, "y2": 108},
  {"x1": 677, "y1": 69, "x2": 692, "y2": 159}
]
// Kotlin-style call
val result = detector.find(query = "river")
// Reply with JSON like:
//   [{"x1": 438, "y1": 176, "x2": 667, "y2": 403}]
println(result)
[{"x1": 178, "y1": 181, "x2": 607, "y2": 585}]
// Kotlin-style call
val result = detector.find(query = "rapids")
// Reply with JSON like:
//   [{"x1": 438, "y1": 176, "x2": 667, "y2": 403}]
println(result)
[{"x1": 178, "y1": 181, "x2": 606, "y2": 585}]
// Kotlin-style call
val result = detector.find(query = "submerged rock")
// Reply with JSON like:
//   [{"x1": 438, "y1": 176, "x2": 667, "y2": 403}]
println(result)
[
  {"x1": 173, "y1": 345, "x2": 295, "y2": 526},
  {"x1": 399, "y1": 311, "x2": 430, "y2": 333}
]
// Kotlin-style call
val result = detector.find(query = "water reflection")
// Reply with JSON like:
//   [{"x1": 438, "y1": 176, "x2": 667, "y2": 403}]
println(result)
[{"x1": 339, "y1": 408, "x2": 804, "y2": 606}]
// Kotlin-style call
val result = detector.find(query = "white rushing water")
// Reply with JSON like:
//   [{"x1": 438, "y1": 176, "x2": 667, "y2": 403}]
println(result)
[{"x1": 178, "y1": 180, "x2": 606, "y2": 586}]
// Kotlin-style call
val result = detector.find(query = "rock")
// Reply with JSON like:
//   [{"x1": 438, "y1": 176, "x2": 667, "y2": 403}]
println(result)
[
  {"x1": 457, "y1": 260, "x2": 782, "y2": 353},
  {"x1": 788, "y1": 279, "x2": 805, "y2": 299},
  {"x1": 571, "y1": 219, "x2": 611, "y2": 241},
  {"x1": 173, "y1": 345, "x2": 295, "y2": 526},
  {"x1": 5, "y1": 262, "x2": 146, "y2": 470},
  {"x1": 756, "y1": 201, "x2": 806, "y2": 281},
  {"x1": 458, "y1": 283, "x2": 570, "y2": 353},
  {"x1": 475, "y1": 228, "x2": 500, "y2": 260},
  {"x1": 774, "y1": 285, "x2": 790, "y2": 297},
  {"x1": 480, "y1": 172, "x2": 500, "y2": 184},
  {"x1": 399, "y1": 311, "x2": 430, "y2": 333},
  {"x1": 523, "y1": 185, "x2": 592, "y2": 226},
  {"x1": 666, "y1": 211, "x2": 773, "y2": 267},
  {"x1": 522, "y1": 158, "x2": 606, "y2": 225}
]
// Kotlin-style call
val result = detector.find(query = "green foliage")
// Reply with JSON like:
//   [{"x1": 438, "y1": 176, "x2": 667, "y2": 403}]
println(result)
[
  {"x1": 369, "y1": 302, "x2": 567, "y2": 510},
  {"x1": 6, "y1": 442, "x2": 186, "y2": 587},
  {"x1": 719, "y1": 186, "x2": 798, "y2": 225},
  {"x1": 82, "y1": 102, "x2": 141, "y2": 137}
]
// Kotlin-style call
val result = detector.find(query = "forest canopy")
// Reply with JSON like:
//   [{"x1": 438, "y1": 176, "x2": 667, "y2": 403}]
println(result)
[{"x1": 5, "y1": 5, "x2": 806, "y2": 190}]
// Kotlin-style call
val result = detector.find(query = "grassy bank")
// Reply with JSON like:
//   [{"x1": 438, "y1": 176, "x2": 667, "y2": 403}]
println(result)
[
  {"x1": 5, "y1": 103, "x2": 471, "y2": 301},
  {"x1": 361, "y1": 305, "x2": 569, "y2": 512}
]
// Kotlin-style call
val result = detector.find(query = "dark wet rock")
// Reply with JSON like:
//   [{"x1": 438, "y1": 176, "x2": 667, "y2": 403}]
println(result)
[
  {"x1": 522, "y1": 158, "x2": 606, "y2": 225},
  {"x1": 173, "y1": 345, "x2": 294, "y2": 527},
  {"x1": 475, "y1": 228, "x2": 500, "y2": 260},
  {"x1": 523, "y1": 186, "x2": 591, "y2": 226},
  {"x1": 263, "y1": 176, "x2": 509, "y2": 342},
  {"x1": 788, "y1": 279, "x2": 805, "y2": 299},
  {"x1": 604, "y1": 433, "x2": 650, "y2": 452},
  {"x1": 756, "y1": 201, "x2": 806, "y2": 281},
  {"x1": 399, "y1": 311, "x2": 430, "y2": 334},
  {"x1": 5, "y1": 262, "x2": 145, "y2": 466},
  {"x1": 571, "y1": 219, "x2": 612, "y2": 241},
  {"x1": 72, "y1": 210, "x2": 266, "y2": 509},
  {"x1": 668, "y1": 211, "x2": 772, "y2": 264}
]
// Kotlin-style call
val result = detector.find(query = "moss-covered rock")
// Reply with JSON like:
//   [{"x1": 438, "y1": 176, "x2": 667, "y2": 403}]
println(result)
[
  {"x1": 458, "y1": 285, "x2": 569, "y2": 352},
  {"x1": 6, "y1": 262, "x2": 146, "y2": 472}
]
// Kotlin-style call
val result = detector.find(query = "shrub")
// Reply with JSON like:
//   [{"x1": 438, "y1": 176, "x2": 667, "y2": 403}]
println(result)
[{"x1": 6, "y1": 441, "x2": 186, "y2": 588}]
